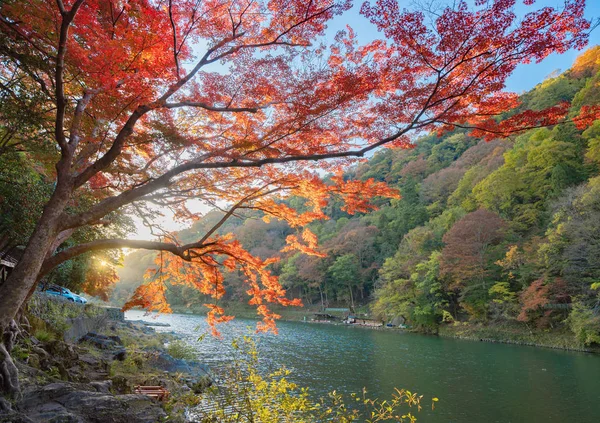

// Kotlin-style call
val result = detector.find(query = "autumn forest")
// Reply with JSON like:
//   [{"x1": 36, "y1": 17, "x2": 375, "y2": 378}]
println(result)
[{"x1": 1, "y1": 0, "x2": 600, "y2": 410}]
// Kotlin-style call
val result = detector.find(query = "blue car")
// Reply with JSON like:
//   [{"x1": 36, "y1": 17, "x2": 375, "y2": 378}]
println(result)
[{"x1": 44, "y1": 285, "x2": 88, "y2": 304}]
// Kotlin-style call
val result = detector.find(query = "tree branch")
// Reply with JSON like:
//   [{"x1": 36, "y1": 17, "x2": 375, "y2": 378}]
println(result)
[
  {"x1": 69, "y1": 90, "x2": 96, "y2": 148},
  {"x1": 39, "y1": 238, "x2": 218, "y2": 279},
  {"x1": 71, "y1": 32, "x2": 244, "y2": 189},
  {"x1": 163, "y1": 101, "x2": 263, "y2": 113},
  {"x1": 168, "y1": 0, "x2": 180, "y2": 78},
  {"x1": 60, "y1": 121, "x2": 421, "y2": 233},
  {"x1": 71, "y1": 3, "x2": 335, "y2": 189},
  {"x1": 54, "y1": 0, "x2": 85, "y2": 155}
]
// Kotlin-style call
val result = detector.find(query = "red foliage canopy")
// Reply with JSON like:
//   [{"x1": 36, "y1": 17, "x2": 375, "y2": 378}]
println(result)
[{"x1": 0, "y1": 0, "x2": 592, "y2": 333}]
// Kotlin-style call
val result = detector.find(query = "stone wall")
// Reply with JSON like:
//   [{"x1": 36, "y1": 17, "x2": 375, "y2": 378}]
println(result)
[
  {"x1": 63, "y1": 315, "x2": 109, "y2": 343},
  {"x1": 28, "y1": 293, "x2": 126, "y2": 342},
  {"x1": 62, "y1": 308, "x2": 124, "y2": 342}
]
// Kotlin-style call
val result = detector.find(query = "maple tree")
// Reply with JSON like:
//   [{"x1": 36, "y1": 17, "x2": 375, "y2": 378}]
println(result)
[
  {"x1": 517, "y1": 278, "x2": 570, "y2": 328},
  {"x1": 440, "y1": 209, "x2": 505, "y2": 287},
  {"x1": 440, "y1": 208, "x2": 505, "y2": 318},
  {"x1": 0, "y1": 0, "x2": 593, "y2": 395}
]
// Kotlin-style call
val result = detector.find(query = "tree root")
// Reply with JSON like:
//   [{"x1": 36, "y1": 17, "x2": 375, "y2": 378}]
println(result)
[{"x1": 0, "y1": 320, "x2": 21, "y2": 398}]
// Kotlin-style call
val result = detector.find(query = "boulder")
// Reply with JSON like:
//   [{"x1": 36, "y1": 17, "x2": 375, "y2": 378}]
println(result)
[
  {"x1": 123, "y1": 321, "x2": 157, "y2": 335},
  {"x1": 77, "y1": 353, "x2": 100, "y2": 367},
  {"x1": 47, "y1": 340, "x2": 79, "y2": 361},
  {"x1": 29, "y1": 346, "x2": 50, "y2": 369},
  {"x1": 21, "y1": 401, "x2": 82, "y2": 423},
  {"x1": 79, "y1": 333, "x2": 119, "y2": 350},
  {"x1": 30, "y1": 346, "x2": 49, "y2": 359},
  {"x1": 18, "y1": 382, "x2": 166, "y2": 423},
  {"x1": 113, "y1": 348, "x2": 127, "y2": 361},
  {"x1": 90, "y1": 380, "x2": 112, "y2": 394},
  {"x1": 108, "y1": 335, "x2": 123, "y2": 345}
]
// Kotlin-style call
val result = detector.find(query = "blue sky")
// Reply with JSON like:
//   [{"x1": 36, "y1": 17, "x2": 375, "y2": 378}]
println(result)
[
  {"x1": 507, "y1": 0, "x2": 600, "y2": 92},
  {"x1": 325, "y1": 0, "x2": 600, "y2": 93}
]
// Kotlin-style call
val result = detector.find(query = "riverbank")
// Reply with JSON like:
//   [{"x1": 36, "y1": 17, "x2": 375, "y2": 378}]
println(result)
[
  {"x1": 438, "y1": 322, "x2": 600, "y2": 353},
  {"x1": 171, "y1": 302, "x2": 600, "y2": 354},
  {"x1": 1, "y1": 296, "x2": 212, "y2": 423},
  {"x1": 316, "y1": 318, "x2": 600, "y2": 354},
  {"x1": 124, "y1": 309, "x2": 600, "y2": 423}
]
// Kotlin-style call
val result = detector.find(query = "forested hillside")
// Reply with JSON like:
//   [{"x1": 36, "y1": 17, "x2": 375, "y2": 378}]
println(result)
[{"x1": 114, "y1": 47, "x2": 600, "y2": 346}]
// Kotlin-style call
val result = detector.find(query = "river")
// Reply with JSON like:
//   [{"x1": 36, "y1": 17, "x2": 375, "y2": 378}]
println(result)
[{"x1": 125, "y1": 310, "x2": 600, "y2": 422}]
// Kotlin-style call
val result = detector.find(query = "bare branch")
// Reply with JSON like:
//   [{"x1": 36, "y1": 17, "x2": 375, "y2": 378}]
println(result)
[{"x1": 197, "y1": 184, "x2": 285, "y2": 245}]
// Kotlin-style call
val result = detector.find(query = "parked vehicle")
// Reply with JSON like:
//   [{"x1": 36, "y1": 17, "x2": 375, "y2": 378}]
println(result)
[{"x1": 44, "y1": 285, "x2": 88, "y2": 304}]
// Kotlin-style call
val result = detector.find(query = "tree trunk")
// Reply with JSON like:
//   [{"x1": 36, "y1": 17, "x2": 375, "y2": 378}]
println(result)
[
  {"x1": 0, "y1": 185, "x2": 68, "y2": 396},
  {"x1": 319, "y1": 285, "x2": 324, "y2": 311},
  {"x1": 0, "y1": 221, "x2": 61, "y2": 327}
]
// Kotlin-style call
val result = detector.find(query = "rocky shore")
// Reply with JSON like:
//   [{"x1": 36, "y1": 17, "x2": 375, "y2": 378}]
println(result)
[{"x1": 1, "y1": 300, "x2": 211, "y2": 423}]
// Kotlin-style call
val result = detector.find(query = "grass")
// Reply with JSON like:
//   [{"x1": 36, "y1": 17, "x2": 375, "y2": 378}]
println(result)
[
  {"x1": 166, "y1": 340, "x2": 197, "y2": 360},
  {"x1": 113, "y1": 326, "x2": 171, "y2": 349},
  {"x1": 12, "y1": 343, "x2": 30, "y2": 361},
  {"x1": 109, "y1": 351, "x2": 146, "y2": 377},
  {"x1": 33, "y1": 328, "x2": 56, "y2": 343}
]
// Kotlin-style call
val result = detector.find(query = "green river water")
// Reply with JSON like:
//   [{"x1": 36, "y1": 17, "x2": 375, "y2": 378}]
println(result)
[{"x1": 125, "y1": 310, "x2": 600, "y2": 422}]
